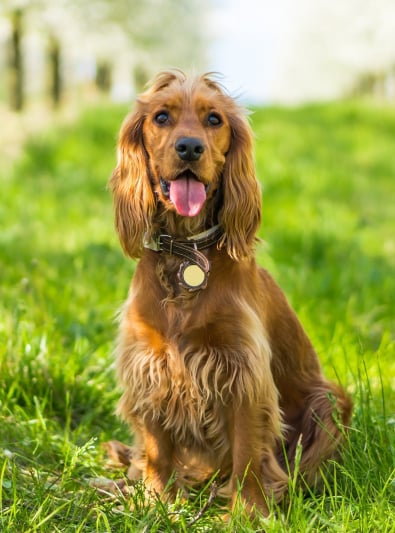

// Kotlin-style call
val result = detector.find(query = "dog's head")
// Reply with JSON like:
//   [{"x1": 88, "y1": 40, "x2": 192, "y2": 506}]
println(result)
[{"x1": 110, "y1": 70, "x2": 261, "y2": 260}]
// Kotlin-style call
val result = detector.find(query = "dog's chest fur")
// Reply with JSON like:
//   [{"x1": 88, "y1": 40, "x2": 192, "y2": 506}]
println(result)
[
  {"x1": 118, "y1": 254, "x2": 268, "y2": 455},
  {"x1": 122, "y1": 328, "x2": 236, "y2": 452}
]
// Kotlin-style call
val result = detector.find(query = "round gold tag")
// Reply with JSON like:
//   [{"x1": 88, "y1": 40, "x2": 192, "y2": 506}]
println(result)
[{"x1": 178, "y1": 262, "x2": 207, "y2": 290}]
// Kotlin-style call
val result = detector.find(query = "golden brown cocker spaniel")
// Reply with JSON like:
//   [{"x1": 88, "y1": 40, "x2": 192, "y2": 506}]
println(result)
[{"x1": 107, "y1": 70, "x2": 352, "y2": 516}]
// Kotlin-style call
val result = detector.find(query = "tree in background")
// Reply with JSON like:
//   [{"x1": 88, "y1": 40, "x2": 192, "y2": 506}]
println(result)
[
  {"x1": 96, "y1": 61, "x2": 112, "y2": 95},
  {"x1": 71, "y1": 0, "x2": 209, "y2": 95},
  {"x1": 269, "y1": 0, "x2": 395, "y2": 102},
  {"x1": 7, "y1": 8, "x2": 24, "y2": 111},
  {"x1": 48, "y1": 33, "x2": 61, "y2": 107},
  {"x1": 0, "y1": 0, "x2": 209, "y2": 110}
]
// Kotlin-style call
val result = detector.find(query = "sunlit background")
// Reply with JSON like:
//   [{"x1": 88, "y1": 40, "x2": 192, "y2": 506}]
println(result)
[
  {"x1": 1, "y1": 3, "x2": 395, "y2": 529},
  {"x1": 1, "y1": 0, "x2": 395, "y2": 114}
]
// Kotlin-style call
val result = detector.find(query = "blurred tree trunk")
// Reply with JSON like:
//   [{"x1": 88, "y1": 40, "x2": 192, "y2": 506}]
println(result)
[
  {"x1": 8, "y1": 9, "x2": 24, "y2": 111},
  {"x1": 48, "y1": 35, "x2": 61, "y2": 107},
  {"x1": 96, "y1": 61, "x2": 112, "y2": 94}
]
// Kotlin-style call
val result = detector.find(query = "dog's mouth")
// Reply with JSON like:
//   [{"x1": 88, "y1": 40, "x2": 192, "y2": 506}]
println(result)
[{"x1": 160, "y1": 171, "x2": 209, "y2": 217}]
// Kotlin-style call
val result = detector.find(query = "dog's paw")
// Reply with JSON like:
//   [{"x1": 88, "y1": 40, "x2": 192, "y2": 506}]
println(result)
[{"x1": 102, "y1": 440, "x2": 135, "y2": 468}]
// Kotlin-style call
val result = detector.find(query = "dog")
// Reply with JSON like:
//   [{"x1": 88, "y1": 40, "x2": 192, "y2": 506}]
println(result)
[{"x1": 107, "y1": 70, "x2": 352, "y2": 516}]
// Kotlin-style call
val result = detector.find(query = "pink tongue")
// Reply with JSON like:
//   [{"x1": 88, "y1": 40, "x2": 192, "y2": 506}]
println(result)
[{"x1": 169, "y1": 177, "x2": 206, "y2": 217}]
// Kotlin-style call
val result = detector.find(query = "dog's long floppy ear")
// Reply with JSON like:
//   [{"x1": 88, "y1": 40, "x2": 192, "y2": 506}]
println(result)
[
  {"x1": 109, "y1": 107, "x2": 156, "y2": 258},
  {"x1": 219, "y1": 108, "x2": 261, "y2": 260}
]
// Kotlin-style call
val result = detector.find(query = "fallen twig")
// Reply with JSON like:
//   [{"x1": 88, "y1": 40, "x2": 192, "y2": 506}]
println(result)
[{"x1": 187, "y1": 482, "x2": 218, "y2": 526}]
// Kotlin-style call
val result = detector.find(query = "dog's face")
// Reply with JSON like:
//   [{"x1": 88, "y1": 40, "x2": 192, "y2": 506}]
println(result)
[
  {"x1": 141, "y1": 79, "x2": 232, "y2": 217},
  {"x1": 111, "y1": 71, "x2": 261, "y2": 259}
]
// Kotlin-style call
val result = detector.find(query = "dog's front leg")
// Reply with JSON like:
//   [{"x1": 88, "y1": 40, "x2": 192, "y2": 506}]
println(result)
[
  {"x1": 230, "y1": 403, "x2": 288, "y2": 517},
  {"x1": 142, "y1": 418, "x2": 175, "y2": 498},
  {"x1": 230, "y1": 403, "x2": 270, "y2": 516}
]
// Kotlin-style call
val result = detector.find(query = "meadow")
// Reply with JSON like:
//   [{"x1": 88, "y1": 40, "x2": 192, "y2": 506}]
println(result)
[{"x1": 0, "y1": 100, "x2": 394, "y2": 531}]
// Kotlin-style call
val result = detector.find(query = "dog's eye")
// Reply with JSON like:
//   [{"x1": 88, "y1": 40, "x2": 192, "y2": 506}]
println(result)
[
  {"x1": 207, "y1": 113, "x2": 222, "y2": 126},
  {"x1": 154, "y1": 111, "x2": 169, "y2": 125}
]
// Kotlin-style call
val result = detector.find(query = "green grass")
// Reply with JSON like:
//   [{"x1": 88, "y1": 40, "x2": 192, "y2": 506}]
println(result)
[{"x1": 1, "y1": 100, "x2": 394, "y2": 531}]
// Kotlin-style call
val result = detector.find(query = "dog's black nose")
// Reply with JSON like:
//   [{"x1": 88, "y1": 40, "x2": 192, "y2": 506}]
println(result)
[{"x1": 175, "y1": 137, "x2": 205, "y2": 161}]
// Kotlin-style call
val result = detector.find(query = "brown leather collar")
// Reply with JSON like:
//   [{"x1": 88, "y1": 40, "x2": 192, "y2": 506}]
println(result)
[
  {"x1": 143, "y1": 225, "x2": 223, "y2": 291},
  {"x1": 144, "y1": 225, "x2": 223, "y2": 254}
]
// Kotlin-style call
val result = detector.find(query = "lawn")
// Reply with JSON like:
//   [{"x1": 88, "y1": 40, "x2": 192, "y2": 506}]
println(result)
[{"x1": 0, "y1": 100, "x2": 394, "y2": 532}]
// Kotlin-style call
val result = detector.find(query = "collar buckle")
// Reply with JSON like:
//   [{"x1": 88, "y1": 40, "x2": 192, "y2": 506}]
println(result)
[{"x1": 143, "y1": 233, "x2": 170, "y2": 252}]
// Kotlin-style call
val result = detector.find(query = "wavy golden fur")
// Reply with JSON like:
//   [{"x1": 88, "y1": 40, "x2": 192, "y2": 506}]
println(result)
[{"x1": 107, "y1": 70, "x2": 352, "y2": 516}]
